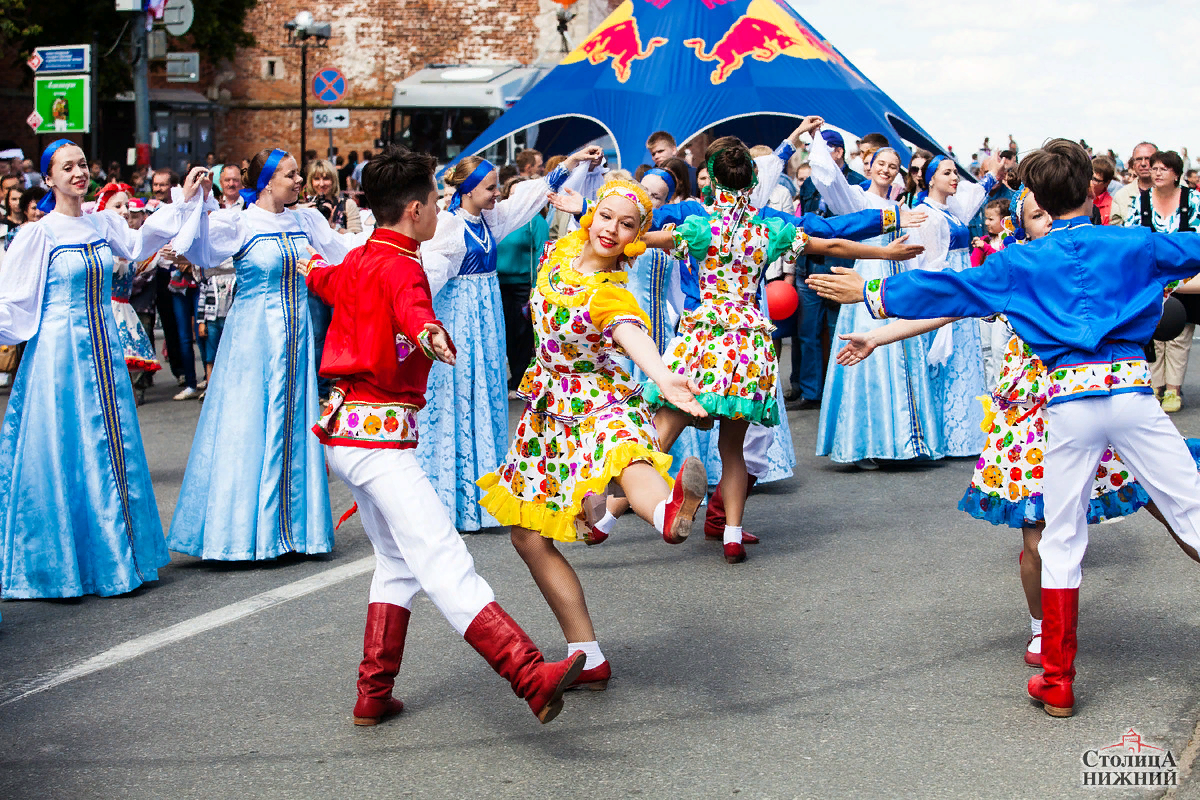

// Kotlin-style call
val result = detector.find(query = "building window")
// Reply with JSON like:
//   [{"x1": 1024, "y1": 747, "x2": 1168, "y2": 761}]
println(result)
[{"x1": 261, "y1": 58, "x2": 283, "y2": 80}]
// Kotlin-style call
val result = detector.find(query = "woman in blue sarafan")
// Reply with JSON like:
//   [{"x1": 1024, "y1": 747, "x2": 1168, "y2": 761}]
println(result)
[
  {"x1": 169, "y1": 149, "x2": 367, "y2": 561},
  {"x1": 420, "y1": 146, "x2": 603, "y2": 531},
  {"x1": 0, "y1": 141, "x2": 208, "y2": 598},
  {"x1": 806, "y1": 129, "x2": 944, "y2": 467},
  {"x1": 914, "y1": 155, "x2": 1004, "y2": 456}
]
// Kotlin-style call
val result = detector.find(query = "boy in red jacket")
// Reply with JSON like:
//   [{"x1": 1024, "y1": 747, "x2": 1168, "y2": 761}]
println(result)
[{"x1": 305, "y1": 147, "x2": 584, "y2": 726}]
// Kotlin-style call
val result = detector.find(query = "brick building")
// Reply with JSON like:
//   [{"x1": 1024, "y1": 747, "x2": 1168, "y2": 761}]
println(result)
[
  {"x1": 0, "y1": 0, "x2": 618, "y2": 171},
  {"x1": 214, "y1": 0, "x2": 618, "y2": 166}
]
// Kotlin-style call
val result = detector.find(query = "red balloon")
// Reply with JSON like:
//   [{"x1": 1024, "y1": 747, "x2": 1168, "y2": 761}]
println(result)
[{"x1": 766, "y1": 280, "x2": 799, "y2": 321}]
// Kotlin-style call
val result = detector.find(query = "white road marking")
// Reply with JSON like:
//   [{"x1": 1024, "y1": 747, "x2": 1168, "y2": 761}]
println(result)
[{"x1": 0, "y1": 555, "x2": 376, "y2": 707}]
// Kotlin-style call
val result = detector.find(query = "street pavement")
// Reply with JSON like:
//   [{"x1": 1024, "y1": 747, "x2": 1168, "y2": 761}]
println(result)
[{"x1": 4, "y1": 345, "x2": 1200, "y2": 798}]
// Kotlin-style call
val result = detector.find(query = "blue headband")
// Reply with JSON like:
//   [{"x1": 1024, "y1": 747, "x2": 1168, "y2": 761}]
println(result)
[
  {"x1": 868, "y1": 147, "x2": 899, "y2": 169},
  {"x1": 447, "y1": 159, "x2": 496, "y2": 212},
  {"x1": 36, "y1": 139, "x2": 76, "y2": 213},
  {"x1": 923, "y1": 155, "x2": 948, "y2": 187},
  {"x1": 643, "y1": 168, "x2": 677, "y2": 200},
  {"x1": 240, "y1": 148, "x2": 288, "y2": 205}
]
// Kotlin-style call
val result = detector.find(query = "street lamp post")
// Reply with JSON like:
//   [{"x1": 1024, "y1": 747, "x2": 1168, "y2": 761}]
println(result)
[{"x1": 283, "y1": 12, "x2": 331, "y2": 174}]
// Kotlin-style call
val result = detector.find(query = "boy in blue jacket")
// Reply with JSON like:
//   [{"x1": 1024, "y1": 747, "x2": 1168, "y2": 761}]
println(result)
[{"x1": 808, "y1": 139, "x2": 1200, "y2": 718}]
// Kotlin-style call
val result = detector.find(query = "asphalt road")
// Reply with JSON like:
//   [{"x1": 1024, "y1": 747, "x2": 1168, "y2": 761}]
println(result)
[{"x1": 3, "y1": 343, "x2": 1200, "y2": 799}]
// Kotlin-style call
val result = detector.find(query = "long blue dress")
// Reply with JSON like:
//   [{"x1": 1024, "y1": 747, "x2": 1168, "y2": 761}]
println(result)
[
  {"x1": 921, "y1": 202, "x2": 988, "y2": 456},
  {"x1": 169, "y1": 204, "x2": 363, "y2": 560},
  {"x1": 0, "y1": 208, "x2": 196, "y2": 597},
  {"x1": 420, "y1": 167, "x2": 568, "y2": 530}
]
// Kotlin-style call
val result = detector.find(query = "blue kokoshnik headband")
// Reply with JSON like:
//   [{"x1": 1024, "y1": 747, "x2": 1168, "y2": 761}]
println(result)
[
  {"x1": 36, "y1": 138, "x2": 76, "y2": 213},
  {"x1": 240, "y1": 148, "x2": 289, "y2": 205},
  {"x1": 923, "y1": 154, "x2": 949, "y2": 187},
  {"x1": 643, "y1": 167, "x2": 677, "y2": 200},
  {"x1": 447, "y1": 159, "x2": 496, "y2": 212}
]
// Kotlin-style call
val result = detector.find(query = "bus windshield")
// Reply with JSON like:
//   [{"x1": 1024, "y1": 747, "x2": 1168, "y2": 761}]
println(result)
[{"x1": 389, "y1": 107, "x2": 513, "y2": 164}]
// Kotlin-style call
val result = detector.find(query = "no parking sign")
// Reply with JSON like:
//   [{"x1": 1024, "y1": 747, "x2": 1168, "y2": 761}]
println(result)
[{"x1": 312, "y1": 68, "x2": 346, "y2": 104}]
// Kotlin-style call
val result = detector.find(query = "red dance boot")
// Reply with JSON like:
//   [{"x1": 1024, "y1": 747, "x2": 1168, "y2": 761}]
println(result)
[
  {"x1": 704, "y1": 478, "x2": 759, "y2": 544},
  {"x1": 1027, "y1": 588, "x2": 1078, "y2": 717},
  {"x1": 662, "y1": 457, "x2": 707, "y2": 544},
  {"x1": 464, "y1": 602, "x2": 586, "y2": 724},
  {"x1": 352, "y1": 603, "x2": 410, "y2": 726},
  {"x1": 568, "y1": 659, "x2": 612, "y2": 692}
]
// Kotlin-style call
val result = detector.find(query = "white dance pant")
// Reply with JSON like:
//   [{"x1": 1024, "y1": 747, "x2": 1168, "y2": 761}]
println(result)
[
  {"x1": 744, "y1": 424, "x2": 771, "y2": 479},
  {"x1": 1040, "y1": 393, "x2": 1200, "y2": 589},
  {"x1": 325, "y1": 445, "x2": 495, "y2": 635}
]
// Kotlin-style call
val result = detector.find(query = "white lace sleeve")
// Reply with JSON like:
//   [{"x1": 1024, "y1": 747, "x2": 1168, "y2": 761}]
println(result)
[
  {"x1": 482, "y1": 173, "x2": 556, "y2": 242},
  {"x1": 103, "y1": 193, "x2": 207, "y2": 262},
  {"x1": 808, "y1": 133, "x2": 870, "y2": 215},
  {"x1": 177, "y1": 207, "x2": 252, "y2": 269},
  {"x1": 293, "y1": 207, "x2": 369, "y2": 265},
  {"x1": 945, "y1": 177, "x2": 991, "y2": 224},
  {"x1": 422, "y1": 211, "x2": 466, "y2": 298},
  {"x1": 562, "y1": 161, "x2": 607, "y2": 201},
  {"x1": 750, "y1": 153, "x2": 784, "y2": 210},
  {"x1": 914, "y1": 213, "x2": 951, "y2": 274},
  {"x1": 0, "y1": 222, "x2": 51, "y2": 344}
]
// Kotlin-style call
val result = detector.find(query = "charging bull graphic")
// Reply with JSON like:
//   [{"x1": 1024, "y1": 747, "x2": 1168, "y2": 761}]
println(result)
[
  {"x1": 684, "y1": 0, "x2": 863, "y2": 85},
  {"x1": 560, "y1": 1, "x2": 667, "y2": 83}
]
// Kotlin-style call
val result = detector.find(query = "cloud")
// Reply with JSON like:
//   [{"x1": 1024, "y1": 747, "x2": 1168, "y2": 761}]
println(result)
[{"x1": 787, "y1": 0, "x2": 1197, "y2": 158}]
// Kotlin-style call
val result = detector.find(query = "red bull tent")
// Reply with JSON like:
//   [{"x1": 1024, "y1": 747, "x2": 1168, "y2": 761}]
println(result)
[{"x1": 445, "y1": 0, "x2": 948, "y2": 170}]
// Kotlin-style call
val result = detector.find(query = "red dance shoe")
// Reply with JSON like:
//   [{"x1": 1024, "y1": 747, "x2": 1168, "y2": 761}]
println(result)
[
  {"x1": 352, "y1": 603, "x2": 410, "y2": 726},
  {"x1": 1027, "y1": 588, "x2": 1078, "y2": 717},
  {"x1": 703, "y1": 479, "x2": 760, "y2": 544},
  {"x1": 724, "y1": 542, "x2": 747, "y2": 564},
  {"x1": 575, "y1": 492, "x2": 609, "y2": 546},
  {"x1": 464, "y1": 602, "x2": 586, "y2": 723},
  {"x1": 662, "y1": 457, "x2": 706, "y2": 544},
  {"x1": 1024, "y1": 634, "x2": 1042, "y2": 668},
  {"x1": 568, "y1": 660, "x2": 612, "y2": 692}
]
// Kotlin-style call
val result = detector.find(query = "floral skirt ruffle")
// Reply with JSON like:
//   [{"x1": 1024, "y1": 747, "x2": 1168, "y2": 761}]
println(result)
[
  {"x1": 477, "y1": 392, "x2": 672, "y2": 543},
  {"x1": 959, "y1": 395, "x2": 1148, "y2": 528},
  {"x1": 111, "y1": 299, "x2": 161, "y2": 374},
  {"x1": 645, "y1": 302, "x2": 778, "y2": 426}
]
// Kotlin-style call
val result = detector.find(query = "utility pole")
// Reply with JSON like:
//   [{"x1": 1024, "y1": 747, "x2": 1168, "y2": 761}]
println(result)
[
  {"x1": 132, "y1": 11, "x2": 151, "y2": 168},
  {"x1": 299, "y1": 44, "x2": 307, "y2": 172}
]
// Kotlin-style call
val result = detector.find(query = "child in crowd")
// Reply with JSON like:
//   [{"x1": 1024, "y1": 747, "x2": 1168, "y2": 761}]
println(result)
[
  {"x1": 306, "y1": 146, "x2": 587, "y2": 727},
  {"x1": 831, "y1": 189, "x2": 1200, "y2": 673},
  {"x1": 807, "y1": 139, "x2": 1200, "y2": 718},
  {"x1": 479, "y1": 177, "x2": 710, "y2": 692},
  {"x1": 972, "y1": 197, "x2": 1013, "y2": 384}
]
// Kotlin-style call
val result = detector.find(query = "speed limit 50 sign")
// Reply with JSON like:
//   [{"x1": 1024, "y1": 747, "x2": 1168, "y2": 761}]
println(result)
[{"x1": 312, "y1": 108, "x2": 350, "y2": 129}]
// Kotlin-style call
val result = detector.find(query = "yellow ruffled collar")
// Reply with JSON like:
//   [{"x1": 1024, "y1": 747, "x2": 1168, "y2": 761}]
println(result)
[{"x1": 536, "y1": 230, "x2": 627, "y2": 307}]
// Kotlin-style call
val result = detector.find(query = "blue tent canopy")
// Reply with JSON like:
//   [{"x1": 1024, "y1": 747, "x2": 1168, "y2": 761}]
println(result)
[{"x1": 447, "y1": 0, "x2": 948, "y2": 170}]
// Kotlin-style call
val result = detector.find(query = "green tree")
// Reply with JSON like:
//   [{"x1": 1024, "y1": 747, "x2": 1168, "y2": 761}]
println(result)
[{"x1": 0, "y1": 0, "x2": 257, "y2": 96}]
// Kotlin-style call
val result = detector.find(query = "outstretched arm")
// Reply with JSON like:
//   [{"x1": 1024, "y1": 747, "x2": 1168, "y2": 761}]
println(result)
[
  {"x1": 612, "y1": 322, "x2": 707, "y2": 418},
  {"x1": 835, "y1": 317, "x2": 957, "y2": 366},
  {"x1": 805, "y1": 234, "x2": 924, "y2": 263}
]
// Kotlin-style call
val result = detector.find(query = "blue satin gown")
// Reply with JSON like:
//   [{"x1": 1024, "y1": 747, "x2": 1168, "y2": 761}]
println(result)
[
  {"x1": 168, "y1": 232, "x2": 333, "y2": 560},
  {"x1": 924, "y1": 205, "x2": 988, "y2": 457},
  {"x1": 816, "y1": 232, "x2": 945, "y2": 463},
  {"x1": 417, "y1": 214, "x2": 509, "y2": 531},
  {"x1": 0, "y1": 236, "x2": 169, "y2": 597}
]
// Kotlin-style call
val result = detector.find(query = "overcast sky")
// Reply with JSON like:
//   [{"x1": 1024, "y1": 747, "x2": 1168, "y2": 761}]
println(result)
[{"x1": 788, "y1": 0, "x2": 1196, "y2": 162}]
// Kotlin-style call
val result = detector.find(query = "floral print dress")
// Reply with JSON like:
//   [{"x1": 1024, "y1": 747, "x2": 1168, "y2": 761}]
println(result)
[
  {"x1": 644, "y1": 189, "x2": 808, "y2": 426},
  {"x1": 959, "y1": 332, "x2": 1149, "y2": 528},
  {"x1": 476, "y1": 230, "x2": 672, "y2": 543}
]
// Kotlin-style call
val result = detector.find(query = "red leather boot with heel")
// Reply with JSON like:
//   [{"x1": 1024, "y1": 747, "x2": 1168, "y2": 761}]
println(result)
[
  {"x1": 464, "y1": 602, "x2": 586, "y2": 723},
  {"x1": 1027, "y1": 588, "x2": 1078, "y2": 717},
  {"x1": 352, "y1": 603, "x2": 410, "y2": 726}
]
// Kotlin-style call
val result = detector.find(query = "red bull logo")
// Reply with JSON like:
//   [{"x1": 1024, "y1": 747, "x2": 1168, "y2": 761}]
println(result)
[
  {"x1": 560, "y1": 1, "x2": 667, "y2": 83},
  {"x1": 684, "y1": 0, "x2": 861, "y2": 85}
]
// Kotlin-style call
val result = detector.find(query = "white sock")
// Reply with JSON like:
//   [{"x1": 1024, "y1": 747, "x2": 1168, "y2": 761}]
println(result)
[
  {"x1": 1028, "y1": 616, "x2": 1042, "y2": 653},
  {"x1": 1030, "y1": 615, "x2": 1042, "y2": 636},
  {"x1": 653, "y1": 500, "x2": 666, "y2": 533},
  {"x1": 724, "y1": 525, "x2": 742, "y2": 546},
  {"x1": 567, "y1": 640, "x2": 606, "y2": 670},
  {"x1": 594, "y1": 511, "x2": 617, "y2": 534}
]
